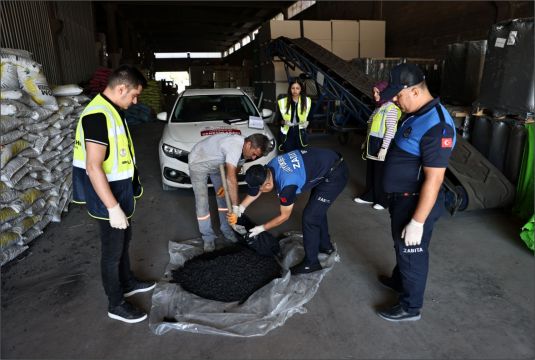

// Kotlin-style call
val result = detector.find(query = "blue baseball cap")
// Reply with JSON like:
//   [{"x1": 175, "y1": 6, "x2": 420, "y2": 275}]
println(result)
[
  {"x1": 380, "y1": 63, "x2": 425, "y2": 101},
  {"x1": 245, "y1": 165, "x2": 268, "y2": 196}
]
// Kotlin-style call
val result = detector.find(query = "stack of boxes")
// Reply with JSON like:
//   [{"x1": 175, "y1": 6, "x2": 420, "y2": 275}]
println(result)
[{"x1": 252, "y1": 19, "x2": 386, "y2": 111}]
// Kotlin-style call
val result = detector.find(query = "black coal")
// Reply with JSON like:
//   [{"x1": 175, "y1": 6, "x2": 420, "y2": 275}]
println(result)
[{"x1": 171, "y1": 244, "x2": 282, "y2": 303}]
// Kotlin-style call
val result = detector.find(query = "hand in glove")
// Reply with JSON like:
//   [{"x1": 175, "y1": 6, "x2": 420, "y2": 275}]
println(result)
[
  {"x1": 216, "y1": 186, "x2": 225, "y2": 197},
  {"x1": 248, "y1": 225, "x2": 265, "y2": 238},
  {"x1": 377, "y1": 148, "x2": 388, "y2": 161},
  {"x1": 300, "y1": 121, "x2": 309, "y2": 128},
  {"x1": 401, "y1": 219, "x2": 424, "y2": 246},
  {"x1": 107, "y1": 203, "x2": 129, "y2": 229},
  {"x1": 232, "y1": 204, "x2": 246, "y2": 218},
  {"x1": 227, "y1": 212, "x2": 238, "y2": 225},
  {"x1": 361, "y1": 142, "x2": 366, "y2": 151}
]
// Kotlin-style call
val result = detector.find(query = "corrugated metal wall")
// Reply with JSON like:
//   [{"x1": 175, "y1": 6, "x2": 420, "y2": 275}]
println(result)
[
  {"x1": 54, "y1": 2, "x2": 98, "y2": 84},
  {"x1": 0, "y1": 1, "x2": 97, "y2": 85}
]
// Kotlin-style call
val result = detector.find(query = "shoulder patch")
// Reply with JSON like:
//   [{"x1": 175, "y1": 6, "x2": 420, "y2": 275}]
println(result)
[
  {"x1": 441, "y1": 138, "x2": 453, "y2": 148},
  {"x1": 280, "y1": 197, "x2": 287, "y2": 203}
]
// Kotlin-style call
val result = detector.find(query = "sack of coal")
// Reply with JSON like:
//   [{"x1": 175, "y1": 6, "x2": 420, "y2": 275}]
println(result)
[{"x1": 233, "y1": 214, "x2": 281, "y2": 257}]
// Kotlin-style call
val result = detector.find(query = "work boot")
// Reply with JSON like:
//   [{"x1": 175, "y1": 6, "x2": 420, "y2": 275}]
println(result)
[
  {"x1": 290, "y1": 260, "x2": 322, "y2": 275},
  {"x1": 204, "y1": 240, "x2": 215, "y2": 252},
  {"x1": 377, "y1": 304, "x2": 421, "y2": 322},
  {"x1": 124, "y1": 281, "x2": 156, "y2": 297},
  {"x1": 108, "y1": 301, "x2": 147, "y2": 323}
]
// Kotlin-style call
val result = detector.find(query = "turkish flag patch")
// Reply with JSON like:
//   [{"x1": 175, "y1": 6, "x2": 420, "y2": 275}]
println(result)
[
  {"x1": 280, "y1": 197, "x2": 287, "y2": 204},
  {"x1": 441, "y1": 138, "x2": 453, "y2": 148}
]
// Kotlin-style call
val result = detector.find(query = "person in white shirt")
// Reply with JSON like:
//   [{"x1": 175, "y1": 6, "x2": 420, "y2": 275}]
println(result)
[{"x1": 188, "y1": 133, "x2": 270, "y2": 251}]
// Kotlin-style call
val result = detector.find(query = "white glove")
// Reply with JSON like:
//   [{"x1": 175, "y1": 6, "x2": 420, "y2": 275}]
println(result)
[
  {"x1": 232, "y1": 204, "x2": 246, "y2": 218},
  {"x1": 377, "y1": 148, "x2": 388, "y2": 161},
  {"x1": 401, "y1": 219, "x2": 424, "y2": 246},
  {"x1": 361, "y1": 142, "x2": 366, "y2": 151},
  {"x1": 107, "y1": 203, "x2": 129, "y2": 229},
  {"x1": 300, "y1": 121, "x2": 309, "y2": 129},
  {"x1": 248, "y1": 225, "x2": 265, "y2": 238}
]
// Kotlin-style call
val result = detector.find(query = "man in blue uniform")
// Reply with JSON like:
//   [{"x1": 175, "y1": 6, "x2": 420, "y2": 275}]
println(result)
[
  {"x1": 377, "y1": 63, "x2": 456, "y2": 321},
  {"x1": 235, "y1": 148, "x2": 348, "y2": 274}
]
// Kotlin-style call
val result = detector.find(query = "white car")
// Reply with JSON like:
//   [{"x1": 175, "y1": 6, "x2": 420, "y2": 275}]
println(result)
[{"x1": 157, "y1": 88, "x2": 277, "y2": 190}]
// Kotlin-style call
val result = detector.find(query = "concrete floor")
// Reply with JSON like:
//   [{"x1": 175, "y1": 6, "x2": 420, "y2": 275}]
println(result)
[{"x1": 1, "y1": 121, "x2": 534, "y2": 360}]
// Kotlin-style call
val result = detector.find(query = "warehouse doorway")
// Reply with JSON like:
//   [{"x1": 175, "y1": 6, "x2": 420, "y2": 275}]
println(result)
[{"x1": 155, "y1": 71, "x2": 189, "y2": 94}]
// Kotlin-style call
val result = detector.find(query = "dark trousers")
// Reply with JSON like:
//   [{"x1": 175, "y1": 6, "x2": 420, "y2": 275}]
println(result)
[
  {"x1": 97, "y1": 220, "x2": 136, "y2": 308},
  {"x1": 278, "y1": 126, "x2": 308, "y2": 153},
  {"x1": 388, "y1": 190, "x2": 445, "y2": 313},
  {"x1": 302, "y1": 162, "x2": 349, "y2": 264},
  {"x1": 360, "y1": 159, "x2": 388, "y2": 207}
]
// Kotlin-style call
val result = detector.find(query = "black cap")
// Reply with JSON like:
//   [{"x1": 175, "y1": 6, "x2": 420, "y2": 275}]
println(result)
[
  {"x1": 245, "y1": 165, "x2": 268, "y2": 196},
  {"x1": 380, "y1": 63, "x2": 425, "y2": 101}
]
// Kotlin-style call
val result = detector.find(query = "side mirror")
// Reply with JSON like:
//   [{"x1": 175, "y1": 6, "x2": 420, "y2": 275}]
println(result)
[
  {"x1": 157, "y1": 112, "x2": 168, "y2": 122},
  {"x1": 261, "y1": 108, "x2": 273, "y2": 119}
]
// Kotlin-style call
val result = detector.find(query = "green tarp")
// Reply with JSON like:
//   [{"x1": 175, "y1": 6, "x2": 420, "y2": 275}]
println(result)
[
  {"x1": 512, "y1": 122, "x2": 534, "y2": 221},
  {"x1": 520, "y1": 215, "x2": 534, "y2": 251}
]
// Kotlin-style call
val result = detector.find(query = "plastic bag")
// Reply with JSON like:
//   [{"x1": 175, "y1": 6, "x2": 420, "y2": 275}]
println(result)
[
  {"x1": 52, "y1": 84, "x2": 83, "y2": 96},
  {"x1": 1, "y1": 244, "x2": 29, "y2": 266},
  {"x1": 1, "y1": 99, "x2": 38, "y2": 118},
  {"x1": 0, "y1": 58, "x2": 19, "y2": 90},
  {"x1": 13, "y1": 175, "x2": 40, "y2": 191},
  {"x1": 3, "y1": 166, "x2": 30, "y2": 188},
  {"x1": 0, "y1": 129, "x2": 25, "y2": 145},
  {"x1": 17, "y1": 58, "x2": 58, "y2": 110},
  {"x1": 1, "y1": 90, "x2": 23, "y2": 100},
  {"x1": 12, "y1": 215, "x2": 42, "y2": 235},
  {"x1": 0, "y1": 116, "x2": 23, "y2": 133},
  {"x1": 1, "y1": 156, "x2": 29, "y2": 182},
  {"x1": 1, "y1": 47, "x2": 33, "y2": 59},
  {"x1": 0, "y1": 183, "x2": 20, "y2": 203},
  {"x1": 1, "y1": 139, "x2": 30, "y2": 168}
]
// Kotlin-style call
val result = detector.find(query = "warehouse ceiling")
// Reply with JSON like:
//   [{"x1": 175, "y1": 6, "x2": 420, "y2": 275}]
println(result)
[{"x1": 95, "y1": 1, "x2": 294, "y2": 53}]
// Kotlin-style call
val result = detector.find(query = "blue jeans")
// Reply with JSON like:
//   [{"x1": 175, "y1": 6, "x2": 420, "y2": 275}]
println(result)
[{"x1": 189, "y1": 160, "x2": 236, "y2": 243}]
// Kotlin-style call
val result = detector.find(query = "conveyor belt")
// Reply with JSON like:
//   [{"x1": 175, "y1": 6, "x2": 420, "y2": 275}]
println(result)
[{"x1": 268, "y1": 37, "x2": 375, "y2": 128}]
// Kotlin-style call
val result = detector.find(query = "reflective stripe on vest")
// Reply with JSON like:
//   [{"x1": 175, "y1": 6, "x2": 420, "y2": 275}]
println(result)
[
  {"x1": 278, "y1": 97, "x2": 312, "y2": 135},
  {"x1": 369, "y1": 103, "x2": 401, "y2": 138},
  {"x1": 72, "y1": 95, "x2": 135, "y2": 182}
]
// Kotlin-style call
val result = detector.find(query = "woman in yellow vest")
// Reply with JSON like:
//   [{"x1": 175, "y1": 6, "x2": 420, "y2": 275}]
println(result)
[
  {"x1": 354, "y1": 81, "x2": 401, "y2": 210},
  {"x1": 277, "y1": 78, "x2": 312, "y2": 152}
]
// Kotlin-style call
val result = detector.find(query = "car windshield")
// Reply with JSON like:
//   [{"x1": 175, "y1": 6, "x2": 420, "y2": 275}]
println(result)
[{"x1": 171, "y1": 94, "x2": 258, "y2": 123}]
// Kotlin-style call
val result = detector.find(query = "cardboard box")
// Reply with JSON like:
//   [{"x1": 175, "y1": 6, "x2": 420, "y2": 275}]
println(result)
[
  {"x1": 310, "y1": 39, "x2": 332, "y2": 52},
  {"x1": 332, "y1": 40, "x2": 359, "y2": 60},
  {"x1": 359, "y1": 20, "x2": 385, "y2": 58},
  {"x1": 303, "y1": 20, "x2": 331, "y2": 40},
  {"x1": 258, "y1": 20, "x2": 301, "y2": 43},
  {"x1": 332, "y1": 20, "x2": 359, "y2": 41}
]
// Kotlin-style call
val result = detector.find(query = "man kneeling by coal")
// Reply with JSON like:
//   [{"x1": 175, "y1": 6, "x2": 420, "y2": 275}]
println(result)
[{"x1": 228, "y1": 148, "x2": 348, "y2": 274}]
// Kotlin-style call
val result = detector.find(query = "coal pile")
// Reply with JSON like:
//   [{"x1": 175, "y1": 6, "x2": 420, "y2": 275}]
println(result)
[{"x1": 171, "y1": 244, "x2": 282, "y2": 303}]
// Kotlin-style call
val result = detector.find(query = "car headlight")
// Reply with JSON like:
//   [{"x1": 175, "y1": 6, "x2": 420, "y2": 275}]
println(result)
[{"x1": 162, "y1": 143, "x2": 189, "y2": 162}]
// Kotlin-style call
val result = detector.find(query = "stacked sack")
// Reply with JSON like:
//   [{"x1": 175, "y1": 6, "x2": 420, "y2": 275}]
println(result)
[
  {"x1": 138, "y1": 78, "x2": 162, "y2": 114},
  {"x1": 88, "y1": 67, "x2": 112, "y2": 97},
  {"x1": 0, "y1": 48, "x2": 89, "y2": 266}
]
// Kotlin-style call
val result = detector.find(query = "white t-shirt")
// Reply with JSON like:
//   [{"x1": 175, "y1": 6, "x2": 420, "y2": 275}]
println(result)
[{"x1": 188, "y1": 134, "x2": 244, "y2": 166}]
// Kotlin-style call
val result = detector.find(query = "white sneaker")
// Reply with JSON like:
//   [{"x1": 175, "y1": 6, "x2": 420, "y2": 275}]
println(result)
[
  {"x1": 354, "y1": 197, "x2": 373, "y2": 204},
  {"x1": 373, "y1": 204, "x2": 385, "y2": 210}
]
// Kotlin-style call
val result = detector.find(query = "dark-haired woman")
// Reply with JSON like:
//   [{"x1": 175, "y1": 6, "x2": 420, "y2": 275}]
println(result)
[{"x1": 277, "y1": 79, "x2": 311, "y2": 152}]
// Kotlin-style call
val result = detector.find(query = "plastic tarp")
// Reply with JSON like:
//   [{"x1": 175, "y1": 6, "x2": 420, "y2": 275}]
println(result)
[
  {"x1": 149, "y1": 233, "x2": 339, "y2": 337},
  {"x1": 520, "y1": 215, "x2": 534, "y2": 251},
  {"x1": 513, "y1": 122, "x2": 534, "y2": 221}
]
